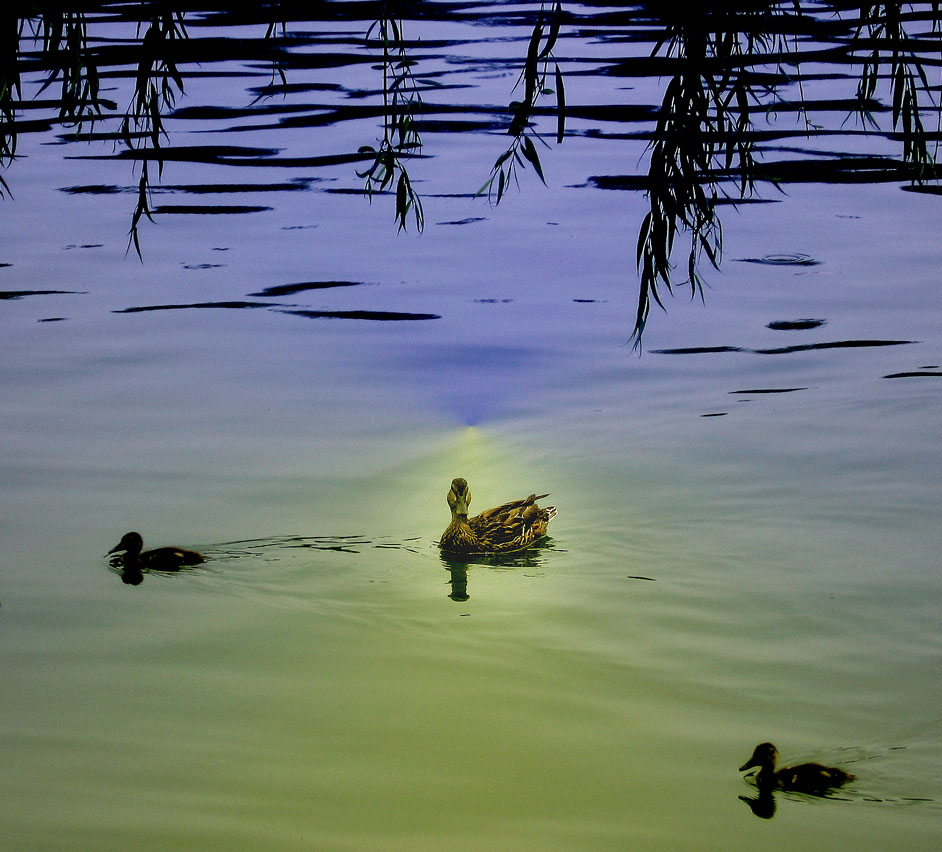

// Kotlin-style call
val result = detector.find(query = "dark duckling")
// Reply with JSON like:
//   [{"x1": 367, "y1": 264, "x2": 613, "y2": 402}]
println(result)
[
  {"x1": 439, "y1": 477, "x2": 556, "y2": 555},
  {"x1": 739, "y1": 743, "x2": 855, "y2": 795},
  {"x1": 107, "y1": 531, "x2": 205, "y2": 571}
]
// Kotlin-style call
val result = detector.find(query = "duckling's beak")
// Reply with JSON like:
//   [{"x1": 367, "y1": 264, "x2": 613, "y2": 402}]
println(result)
[
  {"x1": 106, "y1": 543, "x2": 123, "y2": 556},
  {"x1": 739, "y1": 757, "x2": 759, "y2": 772}
]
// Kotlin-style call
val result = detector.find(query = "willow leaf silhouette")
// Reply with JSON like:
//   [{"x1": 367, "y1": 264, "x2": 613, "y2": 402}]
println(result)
[
  {"x1": 478, "y1": 0, "x2": 565, "y2": 201},
  {"x1": 631, "y1": 2, "x2": 939, "y2": 343},
  {"x1": 358, "y1": 11, "x2": 425, "y2": 232}
]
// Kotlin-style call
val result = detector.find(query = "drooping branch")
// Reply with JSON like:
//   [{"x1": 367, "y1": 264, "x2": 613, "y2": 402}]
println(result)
[{"x1": 479, "y1": 0, "x2": 566, "y2": 203}]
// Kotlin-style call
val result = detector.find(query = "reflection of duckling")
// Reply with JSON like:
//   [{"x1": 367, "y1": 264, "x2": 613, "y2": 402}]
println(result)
[
  {"x1": 439, "y1": 478, "x2": 556, "y2": 555},
  {"x1": 739, "y1": 743, "x2": 855, "y2": 795},
  {"x1": 739, "y1": 788, "x2": 776, "y2": 819},
  {"x1": 107, "y1": 532, "x2": 205, "y2": 571}
]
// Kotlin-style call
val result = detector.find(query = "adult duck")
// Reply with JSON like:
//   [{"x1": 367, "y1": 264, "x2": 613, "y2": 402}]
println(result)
[
  {"x1": 439, "y1": 477, "x2": 556, "y2": 555},
  {"x1": 739, "y1": 743, "x2": 855, "y2": 795},
  {"x1": 107, "y1": 531, "x2": 205, "y2": 571}
]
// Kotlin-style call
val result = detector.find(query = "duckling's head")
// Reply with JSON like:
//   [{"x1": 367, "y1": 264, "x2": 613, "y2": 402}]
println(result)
[
  {"x1": 108, "y1": 531, "x2": 144, "y2": 556},
  {"x1": 447, "y1": 478, "x2": 471, "y2": 517},
  {"x1": 740, "y1": 742, "x2": 778, "y2": 773}
]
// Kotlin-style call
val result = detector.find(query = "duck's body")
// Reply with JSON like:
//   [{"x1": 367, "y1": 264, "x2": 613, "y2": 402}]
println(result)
[
  {"x1": 739, "y1": 743, "x2": 854, "y2": 796},
  {"x1": 107, "y1": 532, "x2": 205, "y2": 571},
  {"x1": 439, "y1": 477, "x2": 556, "y2": 555}
]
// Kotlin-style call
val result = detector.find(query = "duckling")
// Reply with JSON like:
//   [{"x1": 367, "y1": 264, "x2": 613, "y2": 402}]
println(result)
[
  {"x1": 739, "y1": 743, "x2": 855, "y2": 795},
  {"x1": 107, "y1": 532, "x2": 205, "y2": 571},
  {"x1": 439, "y1": 477, "x2": 556, "y2": 555}
]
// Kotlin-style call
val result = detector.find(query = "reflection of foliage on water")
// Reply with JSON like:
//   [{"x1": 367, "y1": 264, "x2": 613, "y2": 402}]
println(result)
[
  {"x1": 32, "y1": 10, "x2": 103, "y2": 125},
  {"x1": 3, "y1": 10, "x2": 106, "y2": 197},
  {"x1": 0, "y1": 3, "x2": 939, "y2": 335},
  {"x1": 634, "y1": 2, "x2": 940, "y2": 341},
  {"x1": 636, "y1": 6, "x2": 766, "y2": 341},
  {"x1": 3, "y1": 8, "x2": 187, "y2": 252},
  {"x1": 121, "y1": 10, "x2": 188, "y2": 256},
  {"x1": 0, "y1": 14, "x2": 17, "y2": 196},
  {"x1": 854, "y1": 2, "x2": 937, "y2": 179},
  {"x1": 479, "y1": 0, "x2": 565, "y2": 202},
  {"x1": 358, "y1": 8, "x2": 425, "y2": 232}
]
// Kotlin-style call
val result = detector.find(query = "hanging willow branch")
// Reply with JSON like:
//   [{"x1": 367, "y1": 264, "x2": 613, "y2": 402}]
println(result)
[
  {"x1": 634, "y1": 10, "x2": 777, "y2": 343},
  {"x1": 631, "y1": 2, "x2": 938, "y2": 343},
  {"x1": 478, "y1": 0, "x2": 566, "y2": 202},
  {"x1": 121, "y1": 10, "x2": 188, "y2": 258},
  {"x1": 358, "y1": 10, "x2": 425, "y2": 232},
  {"x1": 854, "y1": 2, "x2": 938, "y2": 180}
]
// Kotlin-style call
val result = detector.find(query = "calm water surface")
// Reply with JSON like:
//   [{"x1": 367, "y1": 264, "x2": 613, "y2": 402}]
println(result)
[{"x1": 1, "y1": 5, "x2": 940, "y2": 851}]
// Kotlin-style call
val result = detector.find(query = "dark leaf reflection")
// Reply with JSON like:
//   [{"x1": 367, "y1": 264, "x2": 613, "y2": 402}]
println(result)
[
  {"x1": 0, "y1": 288, "x2": 84, "y2": 300},
  {"x1": 2, "y1": 3, "x2": 940, "y2": 337},
  {"x1": 652, "y1": 339, "x2": 915, "y2": 355}
]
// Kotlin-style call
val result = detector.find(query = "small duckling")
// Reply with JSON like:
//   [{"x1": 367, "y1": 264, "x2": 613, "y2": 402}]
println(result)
[
  {"x1": 739, "y1": 742, "x2": 855, "y2": 795},
  {"x1": 107, "y1": 531, "x2": 205, "y2": 571},
  {"x1": 439, "y1": 477, "x2": 556, "y2": 555}
]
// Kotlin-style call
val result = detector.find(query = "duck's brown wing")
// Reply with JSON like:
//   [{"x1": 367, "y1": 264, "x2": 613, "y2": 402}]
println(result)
[
  {"x1": 472, "y1": 493, "x2": 550, "y2": 523},
  {"x1": 470, "y1": 513, "x2": 538, "y2": 550},
  {"x1": 469, "y1": 493, "x2": 553, "y2": 551}
]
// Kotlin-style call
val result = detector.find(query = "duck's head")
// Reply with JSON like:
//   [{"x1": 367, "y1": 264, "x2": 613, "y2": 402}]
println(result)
[
  {"x1": 447, "y1": 478, "x2": 471, "y2": 517},
  {"x1": 739, "y1": 742, "x2": 778, "y2": 773},
  {"x1": 108, "y1": 531, "x2": 144, "y2": 556}
]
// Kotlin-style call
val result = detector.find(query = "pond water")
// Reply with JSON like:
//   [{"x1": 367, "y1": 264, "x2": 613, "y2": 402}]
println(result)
[{"x1": 1, "y1": 4, "x2": 940, "y2": 851}]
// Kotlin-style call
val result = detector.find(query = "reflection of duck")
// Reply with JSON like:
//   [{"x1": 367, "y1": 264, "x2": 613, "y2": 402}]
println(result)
[
  {"x1": 739, "y1": 788, "x2": 776, "y2": 819},
  {"x1": 739, "y1": 743, "x2": 855, "y2": 796},
  {"x1": 443, "y1": 561, "x2": 469, "y2": 601},
  {"x1": 107, "y1": 532, "x2": 205, "y2": 571},
  {"x1": 439, "y1": 478, "x2": 556, "y2": 555}
]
